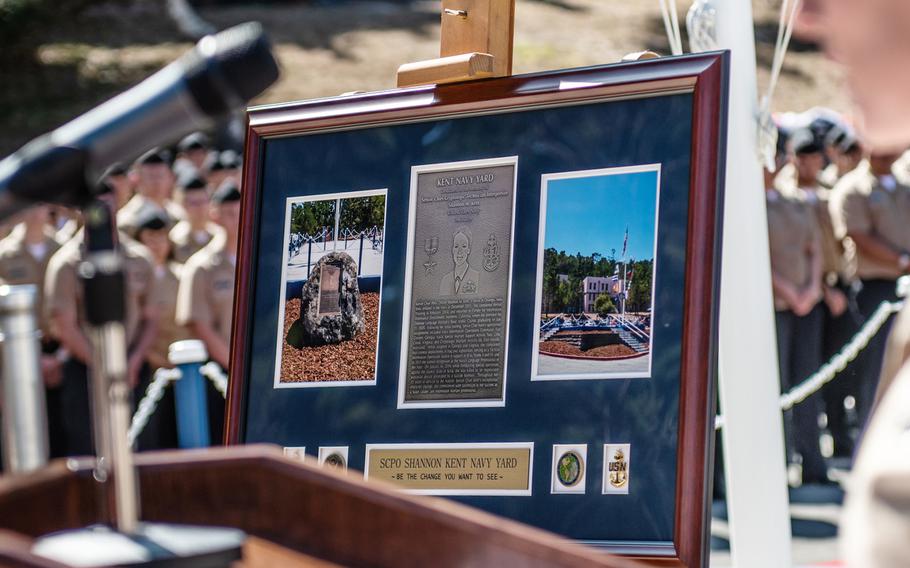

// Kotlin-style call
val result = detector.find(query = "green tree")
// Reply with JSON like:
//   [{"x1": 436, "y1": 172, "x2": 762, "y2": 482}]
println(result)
[
  {"x1": 542, "y1": 249, "x2": 559, "y2": 316},
  {"x1": 627, "y1": 260, "x2": 653, "y2": 312},
  {"x1": 594, "y1": 293, "x2": 615, "y2": 316},
  {"x1": 290, "y1": 200, "x2": 335, "y2": 236},
  {"x1": 340, "y1": 195, "x2": 385, "y2": 233}
]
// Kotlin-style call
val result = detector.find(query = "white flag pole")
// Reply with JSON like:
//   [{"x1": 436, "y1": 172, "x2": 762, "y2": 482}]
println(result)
[{"x1": 712, "y1": 1, "x2": 794, "y2": 565}]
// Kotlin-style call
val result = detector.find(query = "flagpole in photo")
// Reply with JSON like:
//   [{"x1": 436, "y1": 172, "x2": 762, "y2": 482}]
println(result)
[{"x1": 621, "y1": 225, "x2": 628, "y2": 324}]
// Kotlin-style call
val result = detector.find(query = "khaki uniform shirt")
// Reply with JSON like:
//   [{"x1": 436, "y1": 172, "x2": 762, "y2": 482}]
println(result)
[
  {"x1": 0, "y1": 226, "x2": 61, "y2": 336},
  {"x1": 148, "y1": 262, "x2": 187, "y2": 369},
  {"x1": 169, "y1": 221, "x2": 223, "y2": 264},
  {"x1": 805, "y1": 187, "x2": 851, "y2": 284},
  {"x1": 830, "y1": 162, "x2": 910, "y2": 280},
  {"x1": 176, "y1": 236, "x2": 235, "y2": 346},
  {"x1": 778, "y1": 172, "x2": 851, "y2": 284},
  {"x1": 117, "y1": 195, "x2": 186, "y2": 234},
  {"x1": 766, "y1": 188, "x2": 821, "y2": 311},
  {"x1": 44, "y1": 233, "x2": 159, "y2": 348}
]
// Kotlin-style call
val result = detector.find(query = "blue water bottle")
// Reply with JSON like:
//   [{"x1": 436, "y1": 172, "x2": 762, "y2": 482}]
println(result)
[{"x1": 168, "y1": 340, "x2": 210, "y2": 448}]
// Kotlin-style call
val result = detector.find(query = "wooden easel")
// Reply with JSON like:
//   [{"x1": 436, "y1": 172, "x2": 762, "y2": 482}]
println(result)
[{"x1": 397, "y1": 0, "x2": 516, "y2": 87}]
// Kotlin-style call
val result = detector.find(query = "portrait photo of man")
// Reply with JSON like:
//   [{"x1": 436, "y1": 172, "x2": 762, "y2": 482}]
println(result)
[{"x1": 439, "y1": 228, "x2": 479, "y2": 295}]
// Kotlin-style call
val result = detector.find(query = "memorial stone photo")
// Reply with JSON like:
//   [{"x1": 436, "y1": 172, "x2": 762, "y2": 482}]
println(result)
[
  {"x1": 399, "y1": 158, "x2": 517, "y2": 407},
  {"x1": 275, "y1": 191, "x2": 387, "y2": 386}
]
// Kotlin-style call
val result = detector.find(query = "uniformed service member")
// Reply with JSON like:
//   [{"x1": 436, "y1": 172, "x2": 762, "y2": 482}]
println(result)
[
  {"x1": 204, "y1": 150, "x2": 241, "y2": 194},
  {"x1": 821, "y1": 124, "x2": 864, "y2": 188},
  {"x1": 169, "y1": 173, "x2": 222, "y2": 264},
  {"x1": 766, "y1": 132, "x2": 829, "y2": 484},
  {"x1": 44, "y1": 184, "x2": 165, "y2": 455},
  {"x1": 117, "y1": 148, "x2": 185, "y2": 234},
  {"x1": 175, "y1": 179, "x2": 242, "y2": 443},
  {"x1": 133, "y1": 208, "x2": 187, "y2": 372},
  {"x1": 172, "y1": 132, "x2": 211, "y2": 179},
  {"x1": 829, "y1": 150, "x2": 910, "y2": 428},
  {"x1": 133, "y1": 207, "x2": 183, "y2": 448},
  {"x1": 785, "y1": 128, "x2": 857, "y2": 459},
  {"x1": 0, "y1": 205, "x2": 65, "y2": 455},
  {"x1": 104, "y1": 162, "x2": 134, "y2": 212}
]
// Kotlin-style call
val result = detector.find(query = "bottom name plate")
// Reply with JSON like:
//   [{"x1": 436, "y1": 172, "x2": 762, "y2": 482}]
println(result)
[{"x1": 364, "y1": 442, "x2": 534, "y2": 496}]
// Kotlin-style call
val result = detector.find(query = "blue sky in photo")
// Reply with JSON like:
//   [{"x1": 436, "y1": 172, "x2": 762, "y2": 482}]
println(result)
[{"x1": 544, "y1": 169, "x2": 658, "y2": 261}]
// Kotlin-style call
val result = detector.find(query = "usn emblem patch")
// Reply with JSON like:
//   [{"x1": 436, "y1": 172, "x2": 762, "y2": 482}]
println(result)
[{"x1": 603, "y1": 444, "x2": 631, "y2": 494}]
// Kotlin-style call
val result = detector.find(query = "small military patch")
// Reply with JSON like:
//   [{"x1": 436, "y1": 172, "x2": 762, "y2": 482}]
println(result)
[{"x1": 603, "y1": 443, "x2": 631, "y2": 494}]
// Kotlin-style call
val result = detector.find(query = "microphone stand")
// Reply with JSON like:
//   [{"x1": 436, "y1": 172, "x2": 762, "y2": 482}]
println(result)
[
  {"x1": 80, "y1": 197, "x2": 139, "y2": 532},
  {"x1": 29, "y1": 194, "x2": 245, "y2": 566}
]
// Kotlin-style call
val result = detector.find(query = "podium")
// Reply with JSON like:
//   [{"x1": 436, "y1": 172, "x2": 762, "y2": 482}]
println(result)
[{"x1": 0, "y1": 445, "x2": 643, "y2": 567}]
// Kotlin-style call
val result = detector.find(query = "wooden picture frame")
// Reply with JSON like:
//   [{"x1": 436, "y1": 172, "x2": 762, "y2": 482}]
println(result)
[{"x1": 227, "y1": 52, "x2": 728, "y2": 568}]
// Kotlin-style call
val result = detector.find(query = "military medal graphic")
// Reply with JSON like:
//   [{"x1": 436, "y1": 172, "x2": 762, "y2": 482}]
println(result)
[
  {"x1": 423, "y1": 235, "x2": 439, "y2": 275},
  {"x1": 482, "y1": 232, "x2": 501, "y2": 272}
]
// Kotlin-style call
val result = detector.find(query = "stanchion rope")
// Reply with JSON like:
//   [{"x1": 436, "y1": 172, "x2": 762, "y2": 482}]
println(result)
[
  {"x1": 127, "y1": 362, "x2": 228, "y2": 444},
  {"x1": 200, "y1": 362, "x2": 228, "y2": 398},
  {"x1": 127, "y1": 368, "x2": 181, "y2": 446},
  {"x1": 715, "y1": 299, "x2": 904, "y2": 431}
]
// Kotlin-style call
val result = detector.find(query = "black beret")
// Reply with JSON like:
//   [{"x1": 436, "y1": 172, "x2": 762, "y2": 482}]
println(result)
[
  {"x1": 103, "y1": 162, "x2": 128, "y2": 177},
  {"x1": 176, "y1": 171, "x2": 208, "y2": 192},
  {"x1": 212, "y1": 179, "x2": 241, "y2": 204},
  {"x1": 209, "y1": 149, "x2": 242, "y2": 171},
  {"x1": 790, "y1": 128, "x2": 824, "y2": 155},
  {"x1": 825, "y1": 124, "x2": 860, "y2": 154},
  {"x1": 133, "y1": 206, "x2": 170, "y2": 236},
  {"x1": 177, "y1": 132, "x2": 210, "y2": 152},
  {"x1": 135, "y1": 147, "x2": 170, "y2": 166},
  {"x1": 809, "y1": 116, "x2": 838, "y2": 140}
]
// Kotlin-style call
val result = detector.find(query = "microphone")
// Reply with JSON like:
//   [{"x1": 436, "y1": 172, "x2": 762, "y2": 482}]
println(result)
[{"x1": 0, "y1": 21, "x2": 279, "y2": 220}]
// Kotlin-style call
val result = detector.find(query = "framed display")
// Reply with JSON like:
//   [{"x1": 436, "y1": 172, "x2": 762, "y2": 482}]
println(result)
[{"x1": 228, "y1": 52, "x2": 728, "y2": 568}]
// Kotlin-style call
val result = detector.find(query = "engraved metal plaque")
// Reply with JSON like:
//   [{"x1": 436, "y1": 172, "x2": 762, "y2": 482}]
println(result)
[
  {"x1": 399, "y1": 157, "x2": 517, "y2": 407},
  {"x1": 317, "y1": 263, "x2": 341, "y2": 316}
]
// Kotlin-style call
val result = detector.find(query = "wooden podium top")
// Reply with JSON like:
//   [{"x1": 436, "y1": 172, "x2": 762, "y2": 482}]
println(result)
[{"x1": 0, "y1": 445, "x2": 644, "y2": 567}]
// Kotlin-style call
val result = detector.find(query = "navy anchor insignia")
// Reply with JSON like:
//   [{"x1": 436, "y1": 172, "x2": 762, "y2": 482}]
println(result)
[{"x1": 482, "y1": 232, "x2": 501, "y2": 272}]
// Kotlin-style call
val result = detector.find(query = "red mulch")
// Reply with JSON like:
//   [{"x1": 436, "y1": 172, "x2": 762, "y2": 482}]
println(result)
[
  {"x1": 585, "y1": 344, "x2": 636, "y2": 357},
  {"x1": 539, "y1": 340, "x2": 635, "y2": 358},
  {"x1": 539, "y1": 340, "x2": 584, "y2": 356},
  {"x1": 279, "y1": 292, "x2": 379, "y2": 383}
]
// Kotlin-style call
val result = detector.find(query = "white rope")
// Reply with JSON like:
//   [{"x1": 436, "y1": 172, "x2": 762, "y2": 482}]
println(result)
[
  {"x1": 128, "y1": 367, "x2": 182, "y2": 446},
  {"x1": 658, "y1": 0, "x2": 684, "y2": 56},
  {"x1": 715, "y1": 299, "x2": 904, "y2": 431},
  {"x1": 764, "y1": 0, "x2": 801, "y2": 111},
  {"x1": 200, "y1": 362, "x2": 228, "y2": 399},
  {"x1": 757, "y1": 0, "x2": 802, "y2": 170}
]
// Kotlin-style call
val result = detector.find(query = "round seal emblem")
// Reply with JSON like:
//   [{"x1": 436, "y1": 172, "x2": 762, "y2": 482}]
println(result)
[{"x1": 556, "y1": 451, "x2": 583, "y2": 487}]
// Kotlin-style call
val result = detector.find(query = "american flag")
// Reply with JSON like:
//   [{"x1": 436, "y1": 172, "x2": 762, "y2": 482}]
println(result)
[{"x1": 621, "y1": 225, "x2": 628, "y2": 258}]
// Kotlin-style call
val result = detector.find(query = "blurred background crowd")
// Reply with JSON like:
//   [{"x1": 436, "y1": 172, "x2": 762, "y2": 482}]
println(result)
[
  {"x1": 0, "y1": 134, "x2": 242, "y2": 455},
  {"x1": 759, "y1": 110, "x2": 910, "y2": 488}
]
